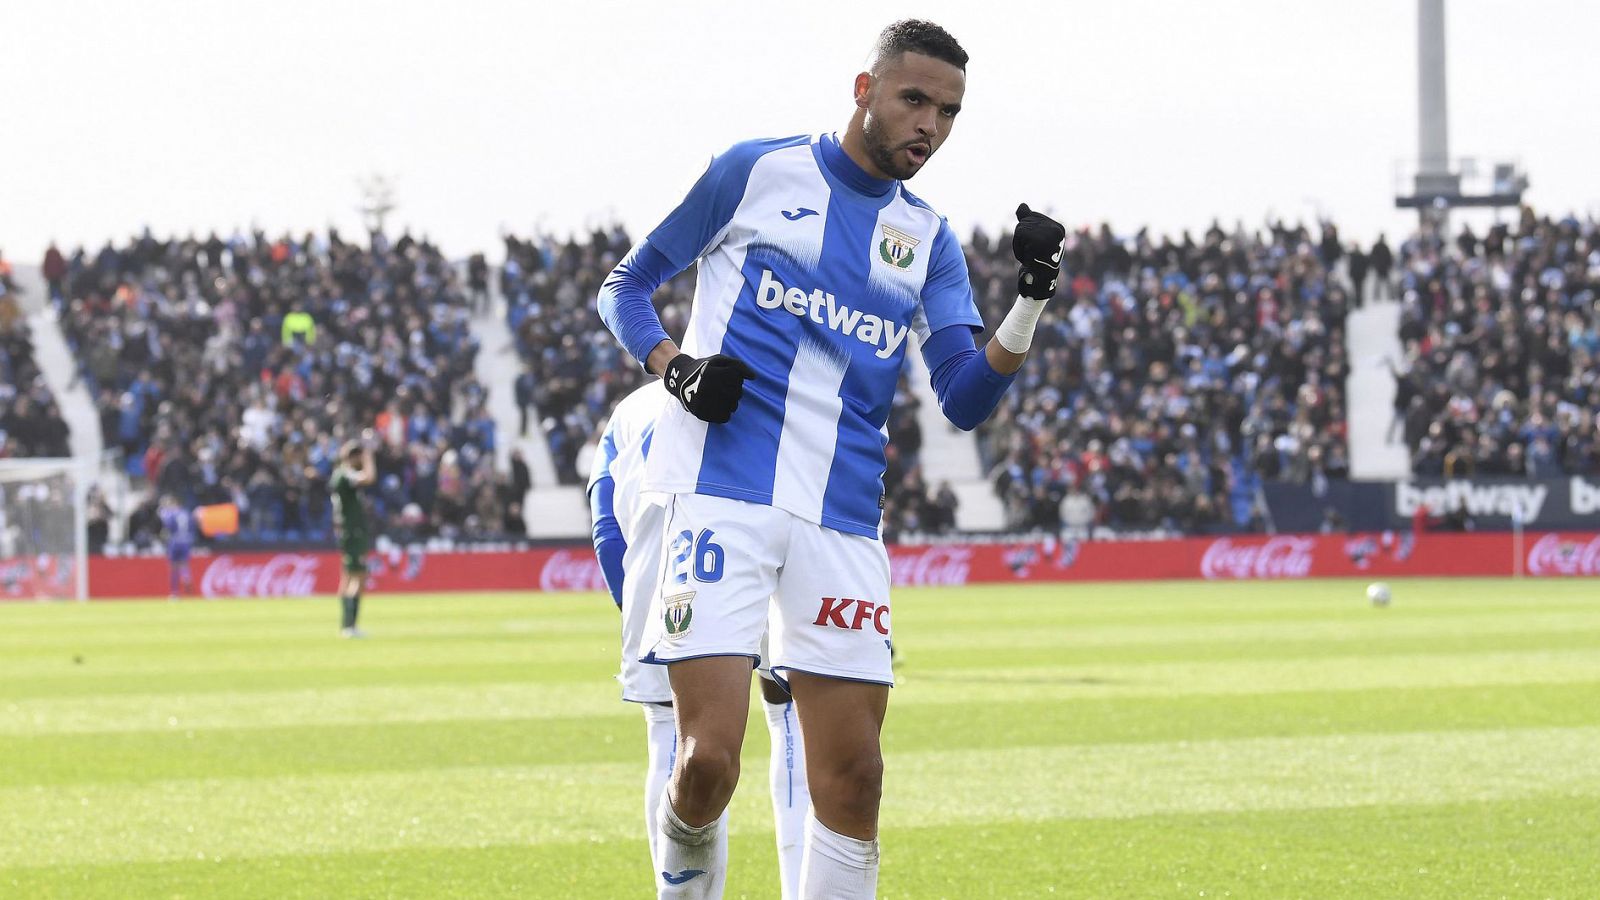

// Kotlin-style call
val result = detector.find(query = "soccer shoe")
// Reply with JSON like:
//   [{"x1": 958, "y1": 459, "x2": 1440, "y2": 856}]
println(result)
[{"x1": 340, "y1": 627, "x2": 368, "y2": 639}]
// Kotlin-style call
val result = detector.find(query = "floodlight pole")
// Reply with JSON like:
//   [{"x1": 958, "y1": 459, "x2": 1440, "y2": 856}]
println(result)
[{"x1": 1417, "y1": 0, "x2": 1450, "y2": 231}]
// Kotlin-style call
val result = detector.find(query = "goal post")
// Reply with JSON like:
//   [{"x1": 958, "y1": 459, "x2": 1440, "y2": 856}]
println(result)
[{"x1": 0, "y1": 458, "x2": 90, "y2": 601}]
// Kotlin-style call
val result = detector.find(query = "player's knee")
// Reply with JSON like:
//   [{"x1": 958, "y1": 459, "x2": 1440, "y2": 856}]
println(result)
[
  {"x1": 814, "y1": 750, "x2": 883, "y2": 818},
  {"x1": 676, "y1": 740, "x2": 741, "y2": 805}
]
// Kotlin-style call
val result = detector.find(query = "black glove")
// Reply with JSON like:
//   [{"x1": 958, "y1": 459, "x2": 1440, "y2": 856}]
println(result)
[
  {"x1": 1012, "y1": 203, "x2": 1066, "y2": 301},
  {"x1": 663, "y1": 353, "x2": 755, "y2": 424}
]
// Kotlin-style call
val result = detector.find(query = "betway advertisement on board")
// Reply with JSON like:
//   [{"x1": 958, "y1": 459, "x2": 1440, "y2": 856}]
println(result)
[
  {"x1": 1392, "y1": 476, "x2": 1600, "y2": 527},
  {"x1": 80, "y1": 531, "x2": 1599, "y2": 600}
]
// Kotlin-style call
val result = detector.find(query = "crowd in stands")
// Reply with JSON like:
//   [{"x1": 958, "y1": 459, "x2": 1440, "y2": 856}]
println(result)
[
  {"x1": 500, "y1": 228, "x2": 654, "y2": 485},
  {"x1": 0, "y1": 250, "x2": 73, "y2": 460},
  {"x1": 50, "y1": 228, "x2": 524, "y2": 549},
  {"x1": 972, "y1": 219, "x2": 1355, "y2": 534},
  {"x1": 1388, "y1": 210, "x2": 1600, "y2": 477},
  {"x1": 28, "y1": 202, "x2": 1597, "y2": 548}
]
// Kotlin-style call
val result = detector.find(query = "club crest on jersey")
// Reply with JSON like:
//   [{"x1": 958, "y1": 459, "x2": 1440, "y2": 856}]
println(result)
[
  {"x1": 663, "y1": 591, "x2": 695, "y2": 636},
  {"x1": 877, "y1": 225, "x2": 919, "y2": 270}
]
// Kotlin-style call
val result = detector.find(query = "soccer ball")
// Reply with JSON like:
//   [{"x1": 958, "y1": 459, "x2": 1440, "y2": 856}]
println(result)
[{"x1": 1367, "y1": 582, "x2": 1392, "y2": 607}]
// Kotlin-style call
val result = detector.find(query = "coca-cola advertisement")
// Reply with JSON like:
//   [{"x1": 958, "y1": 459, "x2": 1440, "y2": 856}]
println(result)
[
  {"x1": 200, "y1": 554, "x2": 323, "y2": 598},
  {"x1": 888, "y1": 545, "x2": 975, "y2": 586},
  {"x1": 1526, "y1": 534, "x2": 1600, "y2": 576},
  {"x1": 81, "y1": 531, "x2": 1600, "y2": 599},
  {"x1": 90, "y1": 548, "x2": 544, "y2": 599},
  {"x1": 1200, "y1": 537, "x2": 1317, "y2": 580},
  {"x1": 537, "y1": 549, "x2": 607, "y2": 592}
]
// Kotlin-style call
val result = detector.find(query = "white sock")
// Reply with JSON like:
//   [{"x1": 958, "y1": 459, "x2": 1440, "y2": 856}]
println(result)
[
  {"x1": 764, "y1": 698, "x2": 809, "y2": 900},
  {"x1": 655, "y1": 792, "x2": 728, "y2": 899},
  {"x1": 642, "y1": 704, "x2": 677, "y2": 873},
  {"x1": 799, "y1": 811, "x2": 879, "y2": 900}
]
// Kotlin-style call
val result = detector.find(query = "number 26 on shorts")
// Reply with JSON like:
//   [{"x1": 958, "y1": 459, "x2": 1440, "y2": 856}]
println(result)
[{"x1": 670, "y1": 529, "x2": 725, "y2": 584}]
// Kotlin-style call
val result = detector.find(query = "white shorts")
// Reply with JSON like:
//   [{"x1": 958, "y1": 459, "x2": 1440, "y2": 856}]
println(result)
[
  {"x1": 618, "y1": 497, "x2": 674, "y2": 703},
  {"x1": 640, "y1": 492, "x2": 894, "y2": 687},
  {"x1": 620, "y1": 495, "x2": 781, "y2": 703}
]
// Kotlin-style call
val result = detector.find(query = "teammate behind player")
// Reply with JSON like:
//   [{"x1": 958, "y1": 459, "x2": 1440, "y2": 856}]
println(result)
[
  {"x1": 330, "y1": 432, "x2": 376, "y2": 638},
  {"x1": 157, "y1": 494, "x2": 195, "y2": 600},
  {"x1": 589, "y1": 382, "x2": 812, "y2": 898},
  {"x1": 598, "y1": 20, "x2": 1064, "y2": 899}
]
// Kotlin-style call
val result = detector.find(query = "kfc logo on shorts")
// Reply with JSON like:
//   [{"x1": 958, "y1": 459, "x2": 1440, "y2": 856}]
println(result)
[{"x1": 814, "y1": 597, "x2": 890, "y2": 635}]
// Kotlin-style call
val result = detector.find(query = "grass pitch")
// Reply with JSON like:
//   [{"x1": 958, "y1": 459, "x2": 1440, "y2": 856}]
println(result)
[{"x1": 3, "y1": 578, "x2": 1599, "y2": 898}]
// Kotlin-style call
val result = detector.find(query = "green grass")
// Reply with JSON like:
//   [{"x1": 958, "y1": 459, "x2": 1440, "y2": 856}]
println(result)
[{"x1": 3, "y1": 578, "x2": 1599, "y2": 898}]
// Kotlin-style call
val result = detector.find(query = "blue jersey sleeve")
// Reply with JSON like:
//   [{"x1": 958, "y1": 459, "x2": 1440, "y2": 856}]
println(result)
[
  {"x1": 589, "y1": 480, "x2": 626, "y2": 610},
  {"x1": 917, "y1": 221, "x2": 984, "y2": 338},
  {"x1": 921, "y1": 324, "x2": 1017, "y2": 431},
  {"x1": 597, "y1": 243, "x2": 675, "y2": 367},
  {"x1": 597, "y1": 136, "x2": 808, "y2": 366}
]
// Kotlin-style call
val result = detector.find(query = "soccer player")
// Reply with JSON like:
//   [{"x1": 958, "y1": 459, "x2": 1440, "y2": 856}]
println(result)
[
  {"x1": 597, "y1": 20, "x2": 1064, "y2": 898},
  {"x1": 157, "y1": 495, "x2": 195, "y2": 600},
  {"x1": 589, "y1": 381, "x2": 812, "y2": 898},
  {"x1": 330, "y1": 432, "x2": 376, "y2": 638}
]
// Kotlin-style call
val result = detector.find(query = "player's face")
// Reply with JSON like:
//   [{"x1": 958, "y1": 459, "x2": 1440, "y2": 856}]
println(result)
[{"x1": 860, "y1": 51, "x2": 965, "y2": 180}]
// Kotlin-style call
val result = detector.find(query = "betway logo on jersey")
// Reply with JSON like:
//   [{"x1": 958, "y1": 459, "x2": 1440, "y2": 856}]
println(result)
[
  {"x1": 755, "y1": 270, "x2": 910, "y2": 360},
  {"x1": 1395, "y1": 480, "x2": 1549, "y2": 520}
]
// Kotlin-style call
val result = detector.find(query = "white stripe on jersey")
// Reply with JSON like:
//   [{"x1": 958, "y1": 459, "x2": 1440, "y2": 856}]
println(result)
[{"x1": 771, "y1": 336, "x2": 849, "y2": 523}]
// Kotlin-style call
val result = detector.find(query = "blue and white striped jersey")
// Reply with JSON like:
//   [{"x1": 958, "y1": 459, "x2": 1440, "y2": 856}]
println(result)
[
  {"x1": 641, "y1": 132, "x2": 981, "y2": 538},
  {"x1": 587, "y1": 382, "x2": 668, "y2": 542}
]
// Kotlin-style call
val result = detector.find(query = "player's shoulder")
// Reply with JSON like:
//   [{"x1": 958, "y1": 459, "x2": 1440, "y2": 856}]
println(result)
[
  {"x1": 894, "y1": 185, "x2": 959, "y2": 257},
  {"x1": 894, "y1": 184, "x2": 948, "y2": 224},
  {"x1": 706, "y1": 134, "x2": 815, "y2": 178}
]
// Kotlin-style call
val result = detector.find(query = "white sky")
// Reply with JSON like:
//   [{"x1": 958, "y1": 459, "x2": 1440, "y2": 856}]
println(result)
[{"x1": 4, "y1": 0, "x2": 1598, "y2": 264}]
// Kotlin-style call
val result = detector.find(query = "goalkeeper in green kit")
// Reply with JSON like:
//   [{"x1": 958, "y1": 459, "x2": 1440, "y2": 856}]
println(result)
[{"x1": 330, "y1": 430, "x2": 377, "y2": 638}]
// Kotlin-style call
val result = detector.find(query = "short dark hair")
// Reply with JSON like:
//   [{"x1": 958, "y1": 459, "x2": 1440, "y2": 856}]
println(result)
[{"x1": 871, "y1": 19, "x2": 968, "y2": 72}]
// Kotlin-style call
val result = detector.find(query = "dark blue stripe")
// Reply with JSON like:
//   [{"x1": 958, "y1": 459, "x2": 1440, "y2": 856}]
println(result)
[
  {"x1": 783, "y1": 701, "x2": 796, "y2": 806},
  {"x1": 694, "y1": 257, "x2": 808, "y2": 500},
  {"x1": 769, "y1": 664, "x2": 894, "y2": 692},
  {"x1": 814, "y1": 171, "x2": 894, "y2": 534}
]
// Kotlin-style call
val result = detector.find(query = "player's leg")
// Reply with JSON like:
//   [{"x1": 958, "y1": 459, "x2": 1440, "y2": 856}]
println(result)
[
  {"x1": 788, "y1": 674, "x2": 887, "y2": 899},
  {"x1": 655, "y1": 656, "x2": 750, "y2": 898},
  {"x1": 759, "y1": 673, "x2": 808, "y2": 900},
  {"x1": 622, "y1": 499, "x2": 678, "y2": 879},
  {"x1": 340, "y1": 540, "x2": 368, "y2": 636},
  {"x1": 640, "y1": 701, "x2": 677, "y2": 869},
  {"x1": 642, "y1": 493, "x2": 785, "y2": 898},
  {"x1": 168, "y1": 545, "x2": 189, "y2": 599},
  {"x1": 338, "y1": 570, "x2": 356, "y2": 632},
  {"x1": 770, "y1": 520, "x2": 894, "y2": 899}
]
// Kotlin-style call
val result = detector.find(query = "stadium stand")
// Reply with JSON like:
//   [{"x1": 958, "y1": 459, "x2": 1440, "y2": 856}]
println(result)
[
  {"x1": 42, "y1": 206, "x2": 1596, "y2": 547},
  {"x1": 52, "y1": 229, "x2": 520, "y2": 547},
  {"x1": 0, "y1": 250, "x2": 73, "y2": 460},
  {"x1": 1389, "y1": 211, "x2": 1600, "y2": 477},
  {"x1": 970, "y1": 220, "x2": 1354, "y2": 533}
]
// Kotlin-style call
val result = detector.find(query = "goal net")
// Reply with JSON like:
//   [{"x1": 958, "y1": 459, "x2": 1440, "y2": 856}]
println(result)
[{"x1": 0, "y1": 459, "x2": 88, "y2": 601}]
